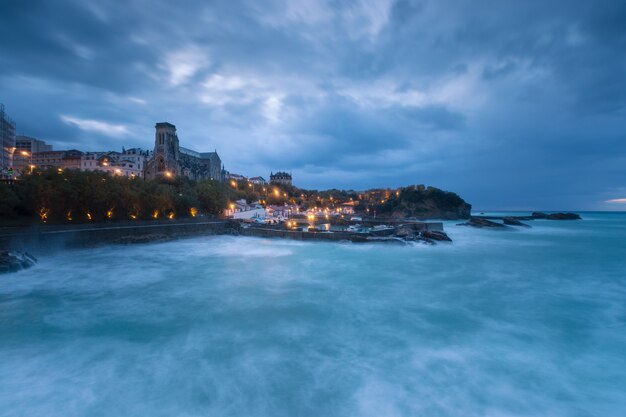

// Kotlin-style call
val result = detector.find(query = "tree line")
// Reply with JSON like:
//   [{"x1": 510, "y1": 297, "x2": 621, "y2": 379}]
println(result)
[
  {"x1": 0, "y1": 169, "x2": 229, "y2": 225},
  {"x1": 0, "y1": 169, "x2": 471, "y2": 225}
]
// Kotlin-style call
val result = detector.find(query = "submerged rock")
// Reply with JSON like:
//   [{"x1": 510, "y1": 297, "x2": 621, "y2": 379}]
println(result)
[
  {"x1": 532, "y1": 212, "x2": 581, "y2": 220},
  {"x1": 457, "y1": 217, "x2": 507, "y2": 228},
  {"x1": 503, "y1": 217, "x2": 531, "y2": 227},
  {"x1": 0, "y1": 251, "x2": 37, "y2": 274},
  {"x1": 546, "y1": 212, "x2": 582, "y2": 220}
]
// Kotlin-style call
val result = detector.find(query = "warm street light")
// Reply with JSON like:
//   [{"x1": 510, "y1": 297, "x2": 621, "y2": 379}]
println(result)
[{"x1": 164, "y1": 171, "x2": 173, "y2": 178}]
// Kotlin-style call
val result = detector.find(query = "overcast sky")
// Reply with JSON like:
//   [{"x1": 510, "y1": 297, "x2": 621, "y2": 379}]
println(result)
[{"x1": 1, "y1": 0, "x2": 625, "y2": 210}]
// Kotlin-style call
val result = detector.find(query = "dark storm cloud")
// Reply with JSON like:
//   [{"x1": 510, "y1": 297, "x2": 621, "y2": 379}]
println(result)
[{"x1": 0, "y1": 0, "x2": 625, "y2": 209}]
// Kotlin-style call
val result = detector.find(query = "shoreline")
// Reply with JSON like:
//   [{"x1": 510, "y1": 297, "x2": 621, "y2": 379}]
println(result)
[
  {"x1": 0, "y1": 218, "x2": 449, "y2": 256},
  {"x1": 0, "y1": 210, "x2": 583, "y2": 259}
]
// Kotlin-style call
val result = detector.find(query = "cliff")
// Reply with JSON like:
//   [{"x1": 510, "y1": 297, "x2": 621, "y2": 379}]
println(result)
[{"x1": 374, "y1": 186, "x2": 471, "y2": 220}]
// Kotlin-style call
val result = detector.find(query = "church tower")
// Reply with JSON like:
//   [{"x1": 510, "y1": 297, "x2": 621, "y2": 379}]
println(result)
[{"x1": 150, "y1": 122, "x2": 180, "y2": 177}]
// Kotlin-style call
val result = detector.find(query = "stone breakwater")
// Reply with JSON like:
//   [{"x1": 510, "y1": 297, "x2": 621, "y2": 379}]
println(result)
[{"x1": 238, "y1": 222, "x2": 450, "y2": 245}]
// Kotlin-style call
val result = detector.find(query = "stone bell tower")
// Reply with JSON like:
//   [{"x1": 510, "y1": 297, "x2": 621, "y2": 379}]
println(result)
[{"x1": 149, "y1": 122, "x2": 180, "y2": 178}]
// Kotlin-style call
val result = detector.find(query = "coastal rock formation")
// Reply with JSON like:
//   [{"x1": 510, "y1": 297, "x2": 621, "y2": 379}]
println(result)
[
  {"x1": 0, "y1": 251, "x2": 37, "y2": 274},
  {"x1": 458, "y1": 217, "x2": 507, "y2": 228},
  {"x1": 503, "y1": 217, "x2": 531, "y2": 227},
  {"x1": 374, "y1": 186, "x2": 471, "y2": 220},
  {"x1": 546, "y1": 213, "x2": 581, "y2": 220},
  {"x1": 393, "y1": 225, "x2": 415, "y2": 238},
  {"x1": 532, "y1": 212, "x2": 581, "y2": 220},
  {"x1": 421, "y1": 230, "x2": 453, "y2": 242}
]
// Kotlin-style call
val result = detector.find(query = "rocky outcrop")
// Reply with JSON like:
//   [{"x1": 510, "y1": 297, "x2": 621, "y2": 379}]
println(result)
[
  {"x1": 0, "y1": 251, "x2": 37, "y2": 274},
  {"x1": 394, "y1": 225, "x2": 415, "y2": 238},
  {"x1": 548, "y1": 213, "x2": 581, "y2": 220},
  {"x1": 532, "y1": 212, "x2": 581, "y2": 220},
  {"x1": 503, "y1": 217, "x2": 531, "y2": 227},
  {"x1": 457, "y1": 217, "x2": 507, "y2": 228},
  {"x1": 375, "y1": 186, "x2": 471, "y2": 220},
  {"x1": 388, "y1": 224, "x2": 452, "y2": 243},
  {"x1": 421, "y1": 230, "x2": 453, "y2": 242}
]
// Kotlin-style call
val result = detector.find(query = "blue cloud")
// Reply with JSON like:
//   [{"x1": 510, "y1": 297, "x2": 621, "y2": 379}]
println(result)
[{"x1": 0, "y1": 0, "x2": 624, "y2": 209}]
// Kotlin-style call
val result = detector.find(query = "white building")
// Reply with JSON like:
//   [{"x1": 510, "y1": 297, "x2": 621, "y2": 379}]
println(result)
[
  {"x1": 250, "y1": 176, "x2": 267, "y2": 185},
  {"x1": 227, "y1": 199, "x2": 266, "y2": 220},
  {"x1": 81, "y1": 148, "x2": 150, "y2": 178}
]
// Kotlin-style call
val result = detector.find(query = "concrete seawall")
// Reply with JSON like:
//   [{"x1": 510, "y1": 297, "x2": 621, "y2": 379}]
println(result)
[{"x1": 0, "y1": 220, "x2": 234, "y2": 255}]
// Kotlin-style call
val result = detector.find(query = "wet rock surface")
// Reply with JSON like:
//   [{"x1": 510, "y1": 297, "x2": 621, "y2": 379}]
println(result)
[
  {"x1": 390, "y1": 224, "x2": 453, "y2": 243},
  {"x1": 421, "y1": 230, "x2": 453, "y2": 241},
  {"x1": 457, "y1": 217, "x2": 508, "y2": 228},
  {"x1": 503, "y1": 217, "x2": 531, "y2": 227},
  {"x1": 532, "y1": 212, "x2": 581, "y2": 220},
  {"x1": 0, "y1": 251, "x2": 37, "y2": 274}
]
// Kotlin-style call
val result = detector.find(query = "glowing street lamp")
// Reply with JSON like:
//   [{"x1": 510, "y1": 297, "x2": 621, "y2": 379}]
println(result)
[{"x1": 164, "y1": 171, "x2": 173, "y2": 178}]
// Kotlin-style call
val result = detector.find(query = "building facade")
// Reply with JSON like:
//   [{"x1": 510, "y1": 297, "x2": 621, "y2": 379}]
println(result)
[
  {"x1": 225, "y1": 172, "x2": 247, "y2": 182},
  {"x1": 31, "y1": 149, "x2": 83, "y2": 171},
  {"x1": 270, "y1": 171, "x2": 292, "y2": 186},
  {"x1": 13, "y1": 135, "x2": 52, "y2": 175},
  {"x1": 81, "y1": 148, "x2": 149, "y2": 178},
  {"x1": 0, "y1": 104, "x2": 16, "y2": 178},
  {"x1": 145, "y1": 122, "x2": 224, "y2": 181},
  {"x1": 250, "y1": 176, "x2": 267, "y2": 185}
]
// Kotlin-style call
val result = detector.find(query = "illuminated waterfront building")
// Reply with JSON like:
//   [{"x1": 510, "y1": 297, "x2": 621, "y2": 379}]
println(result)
[
  {"x1": 12, "y1": 136, "x2": 52, "y2": 175},
  {"x1": 31, "y1": 149, "x2": 83, "y2": 171},
  {"x1": 81, "y1": 148, "x2": 150, "y2": 178}
]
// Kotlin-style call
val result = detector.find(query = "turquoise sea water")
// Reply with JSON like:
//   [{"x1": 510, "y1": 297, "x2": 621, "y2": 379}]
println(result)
[{"x1": 1, "y1": 213, "x2": 626, "y2": 416}]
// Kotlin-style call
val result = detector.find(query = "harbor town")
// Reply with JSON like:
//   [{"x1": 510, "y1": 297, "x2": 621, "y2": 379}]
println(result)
[
  {"x1": 1, "y1": 102, "x2": 581, "y2": 271},
  {"x1": 1, "y1": 102, "x2": 473, "y2": 248}
]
